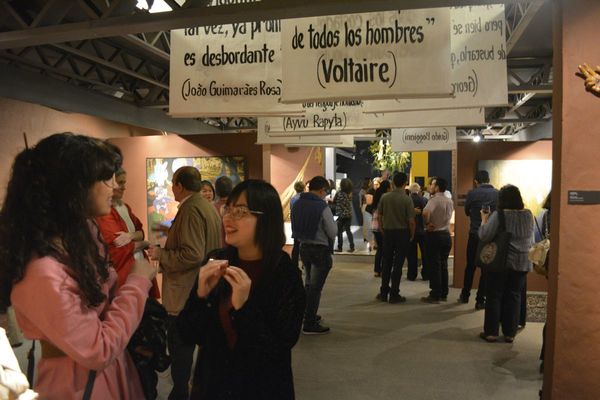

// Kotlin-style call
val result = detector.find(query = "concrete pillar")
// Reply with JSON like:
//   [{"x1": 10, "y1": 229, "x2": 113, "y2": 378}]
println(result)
[{"x1": 545, "y1": 1, "x2": 600, "y2": 398}]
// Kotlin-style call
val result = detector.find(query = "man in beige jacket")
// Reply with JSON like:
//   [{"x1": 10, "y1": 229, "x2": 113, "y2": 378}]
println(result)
[{"x1": 149, "y1": 166, "x2": 222, "y2": 400}]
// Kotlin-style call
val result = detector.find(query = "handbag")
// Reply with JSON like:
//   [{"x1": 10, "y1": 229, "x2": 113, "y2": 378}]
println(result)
[
  {"x1": 476, "y1": 209, "x2": 512, "y2": 272},
  {"x1": 529, "y1": 213, "x2": 550, "y2": 277}
]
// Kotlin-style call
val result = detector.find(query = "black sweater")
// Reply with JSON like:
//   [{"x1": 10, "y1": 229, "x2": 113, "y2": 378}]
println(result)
[{"x1": 176, "y1": 248, "x2": 306, "y2": 400}]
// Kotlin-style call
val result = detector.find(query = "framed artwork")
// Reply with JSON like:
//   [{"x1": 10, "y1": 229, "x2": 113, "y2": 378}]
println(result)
[
  {"x1": 477, "y1": 159, "x2": 552, "y2": 217},
  {"x1": 146, "y1": 156, "x2": 246, "y2": 228}
]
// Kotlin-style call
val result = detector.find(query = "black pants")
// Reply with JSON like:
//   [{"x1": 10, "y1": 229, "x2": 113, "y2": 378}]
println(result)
[
  {"x1": 373, "y1": 230, "x2": 384, "y2": 273},
  {"x1": 167, "y1": 315, "x2": 196, "y2": 400},
  {"x1": 407, "y1": 233, "x2": 427, "y2": 280},
  {"x1": 337, "y1": 217, "x2": 354, "y2": 251},
  {"x1": 291, "y1": 238, "x2": 301, "y2": 269},
  {"x1": 380, "y1": 229, "x2": 410, "y2": 296},
  {"x1": 425, "y1": 231, "x2": 452, "y2": 299},
  {"x1": 483, "y1": 269, "x2": 528, "y2": 337},
  {"x1": 461, "y1": 233, "x2": 486, "y2": 303},
  {"x1": 300, "y1": 244, "x2": 333, "y2": 326}
]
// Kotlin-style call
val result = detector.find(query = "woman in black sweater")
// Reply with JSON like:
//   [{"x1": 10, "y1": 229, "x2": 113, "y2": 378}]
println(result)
[{"x1": 177, "y1": 179, "x2": 306, "y2": 400}]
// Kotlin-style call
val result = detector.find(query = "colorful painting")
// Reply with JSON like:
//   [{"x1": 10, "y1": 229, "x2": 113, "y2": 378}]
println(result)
[
  {"x1": 146, "y1": 156, "x2": 246, "y2": 228},
  {"x1": 477, "y1": 159, "x2": 552, "y2": 217}
]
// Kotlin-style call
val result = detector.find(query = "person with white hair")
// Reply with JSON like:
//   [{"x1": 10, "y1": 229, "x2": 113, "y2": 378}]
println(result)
[{"x1": 408, "y1": 183, "x2": 429, "y2": 281}]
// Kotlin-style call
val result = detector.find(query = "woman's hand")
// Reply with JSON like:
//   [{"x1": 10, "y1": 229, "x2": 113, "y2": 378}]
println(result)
[
  {"x1": 131, "y1": 259, "x2": 158, "y2": 281},
  {"x1": 223, "y1": 266, "x2": 252, "y2": 310},
  {"x1": 480, "y1": 210, "x2": 490, "y2": 224},
  {"x1": 114, "y1": 231, "x2": 132, "y2": 247},
  {"x1": 197, "y1": 260, "x2": 228, "y2": 299}
]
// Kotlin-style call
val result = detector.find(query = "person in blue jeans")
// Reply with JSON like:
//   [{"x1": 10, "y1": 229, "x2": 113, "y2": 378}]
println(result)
[{"x1": 291, "y1": 176, "x2": 337, "y2": 335}]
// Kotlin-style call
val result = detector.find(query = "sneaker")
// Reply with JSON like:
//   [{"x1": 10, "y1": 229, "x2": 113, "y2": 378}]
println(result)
[
  {"x1": 375, "y1": 293, "x2": 388, "y2": 302},
  {"x1": 475, "y1": 302, "x2": 486, "y2": 310},
  {"x1": 303, "y1": 323, "x2": 330, "y2": 335},
  {"x1": 421, "y1": 296, "x2": 440, "y2": 304},
  {"x1": 388, "y1": 294, "x2": 407, "y2": 304}
]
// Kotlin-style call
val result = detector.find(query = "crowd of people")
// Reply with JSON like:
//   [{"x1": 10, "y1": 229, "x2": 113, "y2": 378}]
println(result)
[{"x1": 0, "y1": 132, "x2": 544, "y2": 399}]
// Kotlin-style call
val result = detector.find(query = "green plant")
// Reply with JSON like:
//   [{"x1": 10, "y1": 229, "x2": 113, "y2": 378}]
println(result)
[{"x1": 369, "y1": 138, "x2": 411, "y2": 173}]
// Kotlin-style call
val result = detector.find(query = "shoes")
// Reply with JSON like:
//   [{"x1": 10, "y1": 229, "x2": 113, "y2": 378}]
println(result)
[
  {"x1": 374, "y1": 272, "x2": 381, "y2": 277},
  {"x1": 347, "y1": 248, "x2": 355, "y2": 253},
  {"x1": 303, "y1": 323, "x2": 330, "y2": 335},
  {"x1": 504, "y1": 336, "x2": 514, "y2": 343},
  {"x1": 376, "y1": 293, "x2": 388, "y2": 302},
  {"x1": 457, "y1": 296, "x2": 469, "y2": 304},
  {"x1": 479, "y1": 332, "x2": 497, "y2": 343},
  {"x1": 420, "y1": 296, "x2": 440, "y2": 304},
  {"x1": 388, "y1": 294, "x2": 407, "y2": 304},
  {"x1": 475, "y1": 302, "x2": 486, "y2": 310}
]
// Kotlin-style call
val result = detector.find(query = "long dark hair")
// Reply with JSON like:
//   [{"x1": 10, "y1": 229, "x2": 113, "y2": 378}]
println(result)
[
  {"x1": 372, "y1": 180, "x2": 391, "y2": 210},
  {"x1": 497, "y1": 184, "x2": 525, "y2": 210},
  {"x1": 226, "y1": 180, "x2": 286, "y2": 273},
  {"x1": 0, "y1": 133, "x2": 122, "y2": 311}
]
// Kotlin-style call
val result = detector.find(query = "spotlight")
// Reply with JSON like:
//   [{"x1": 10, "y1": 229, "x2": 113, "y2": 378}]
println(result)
[{"x1": 473, "y1": 134, "x2": 482, "y2": 143}]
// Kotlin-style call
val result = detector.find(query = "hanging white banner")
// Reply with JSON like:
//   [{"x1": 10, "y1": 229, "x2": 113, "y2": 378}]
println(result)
[
  {"x1": 365, "y1": 5, "x2": 507, "y2": 112},
  {"x1": 169, "y1": 1, "x2": 302, "y2": 117},
  {"x1": 391, "y1": 127, "x2": 457, "y2": 151},
  {"x1": 362, "y1": 107, "x2": 484, "y2": 129},
  {"x1": 281, "y1": 8, "x2": 452, "y2": 102}
]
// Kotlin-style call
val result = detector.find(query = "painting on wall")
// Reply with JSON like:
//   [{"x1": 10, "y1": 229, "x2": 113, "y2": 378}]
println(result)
[
  {"x1": 146, "y1": 156, "x2": 246, "y2": 228},
  {"x1": 477, "y1": 159, "x2": 552, "y2": 217}
]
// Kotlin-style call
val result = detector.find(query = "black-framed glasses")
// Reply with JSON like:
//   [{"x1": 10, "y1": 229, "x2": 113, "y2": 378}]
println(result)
[{"x1": 220, "y1": 205, "x2": 264, "y2": 220}]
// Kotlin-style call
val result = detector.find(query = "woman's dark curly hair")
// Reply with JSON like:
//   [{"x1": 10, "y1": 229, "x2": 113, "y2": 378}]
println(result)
[{"x1": 0, "y1": 133, "x2": 122, "y2": 311}]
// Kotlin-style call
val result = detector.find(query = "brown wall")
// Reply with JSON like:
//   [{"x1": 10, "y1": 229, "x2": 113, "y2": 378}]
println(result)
[
  {"x1": 454, "y1": 141, "x2": 552, "y2": 292},
  {"x1": 545, "y1": 1, "x2": 600, "y2": 398},
  {"x1": 270, "y1": 146, "x2": 324, "y2": 194},
  {"x1": 108, "y1": 133, "x2": 263, "y2": 237},
  {"x1": 0, "y1": 97, "x2": 159, "y2": 203}
]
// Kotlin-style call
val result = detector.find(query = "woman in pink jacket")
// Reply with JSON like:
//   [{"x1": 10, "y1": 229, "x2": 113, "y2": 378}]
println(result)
[{"x1": 0, "y1": 133, "x2": 157, "y2": 399}]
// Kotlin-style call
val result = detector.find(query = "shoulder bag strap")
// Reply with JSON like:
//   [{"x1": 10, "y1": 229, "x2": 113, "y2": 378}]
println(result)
[
  {"x1": 534, "y1": 215, "x2": 543, "y2": 238},
  {"x1": 82, "y1": 370, "x2": 97, "y2": 400},
  {"x1": 498, "y1": 209, "x2": 507, "y2": 233}
]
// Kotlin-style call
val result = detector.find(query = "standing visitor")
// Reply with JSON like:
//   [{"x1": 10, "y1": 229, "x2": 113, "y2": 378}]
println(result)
[
  {"x1": 478, "y1": 185, "x2": 534, "y2": 343},
  {"x1": 200, "y1": 180, "x2": 216, "y2": 202},
  {"x1": 376, "y1": 172, "x2": 415, "y2": 303},
  {"x1": 148, "y1": 166, "x2": 222, "y2": 400},
  {"x1": 459, "y1": 170, "x2": 499, "y2": 310},
  {"x1": 290, "y1": 181, "x2": 306, "y2": 269},
  {"x1": 407, "y1": 183, "x2": 429, "y2": 281},
  {"x1": 177, "y1": 180, "x2": 305, "y2": 400},
  {"x1": 292, "y1": 176, "x2": 337, "y2": 335},
  {"x1": 421, "y1": 178, "x2": 454, "y2": 304},
  {"x1": 371, "y1": 180, "x2": 391, "y2": 277},
  {"x1": 0, "y1": 133, "x2": 157, "y2": 399},
  {"x1": 334, "y1": 178, "x2": 355, "y2": 252}
]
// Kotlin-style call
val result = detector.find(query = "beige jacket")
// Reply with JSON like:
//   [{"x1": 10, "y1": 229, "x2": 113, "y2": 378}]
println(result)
[{"x1": 160, "y1": 193, "x2": 223, "y2": 315}]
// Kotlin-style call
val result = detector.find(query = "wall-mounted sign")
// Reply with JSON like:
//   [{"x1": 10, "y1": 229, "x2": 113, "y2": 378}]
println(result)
[
  {"x1": 568, "y1": 191, "x2": 600, "y2": 205},
  {"x1": 281, "y1": 8, "x2": 452, "y2": 102},
  {"x1": 169, "y1": 1, "x2": 302, "y2": 116},
  {"x1": 391, "y1": 127, "x2": 457, "y2": 151},
  {"x1": 365, "y1": 5, "x2": 508, "y2": 112}
]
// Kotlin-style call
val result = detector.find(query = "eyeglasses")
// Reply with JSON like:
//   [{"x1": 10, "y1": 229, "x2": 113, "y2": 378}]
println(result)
[{"x1": 220, "y1": 205, "x2": 264, "y2": 220}]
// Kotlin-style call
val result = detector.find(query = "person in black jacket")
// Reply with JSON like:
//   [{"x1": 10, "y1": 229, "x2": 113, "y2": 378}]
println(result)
[{"x1": 176, "y1": 179, "x2": 306, "y2": 400}]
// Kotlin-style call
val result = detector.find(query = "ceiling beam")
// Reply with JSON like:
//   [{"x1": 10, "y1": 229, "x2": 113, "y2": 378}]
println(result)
[
  {"x1": 506, "y1": 0, "x2": 546, "y2": 53},
  {"x1": 0, "y1": 0, "x2": 524, "y2": 49},
  {"x1": 0, "y1": 63, "x2": 221, "y2": 135}
]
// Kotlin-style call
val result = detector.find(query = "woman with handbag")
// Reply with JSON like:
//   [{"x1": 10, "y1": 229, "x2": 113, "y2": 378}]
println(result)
[
  {"x1": 176, "y1": 179, "x2": 306, "y2": 400},
  {"x1": 478, "y1": 184, "x2": 534, "y2": 343},
  {"x1": 0, "y1": 133, "x2": 157, "y2": 399}
]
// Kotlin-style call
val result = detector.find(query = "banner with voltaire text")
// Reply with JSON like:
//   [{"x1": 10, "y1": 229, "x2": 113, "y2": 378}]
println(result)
[{"x1": 281, "y1": 8, "x2": 452, "y2": 102}]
